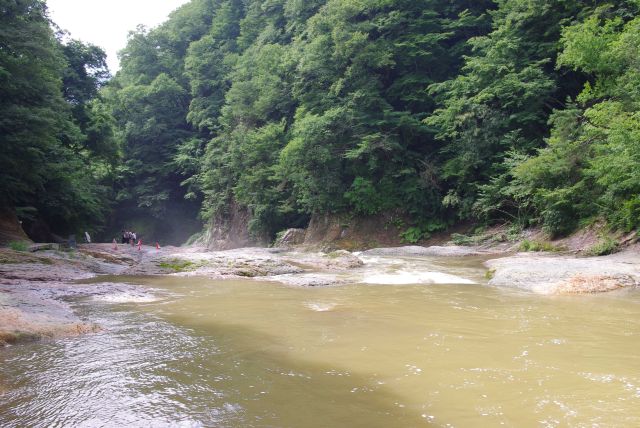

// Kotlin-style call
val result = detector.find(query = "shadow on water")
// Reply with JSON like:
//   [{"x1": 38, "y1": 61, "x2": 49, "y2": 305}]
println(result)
[
  {"x1": 188, "y1": 322, "x2": 435, "y2": 428},
  {"x1": 0, "y1": 298, "x2": 436, "y2": 428}
]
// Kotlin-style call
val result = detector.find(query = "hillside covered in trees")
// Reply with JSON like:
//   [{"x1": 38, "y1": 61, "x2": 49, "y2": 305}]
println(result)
[
  {"x1": 1, "y1": 0, "x2": 114, "y2": 240},
  {"x1": 3, "y1": 0, "x2": 640, "y2": 246}
]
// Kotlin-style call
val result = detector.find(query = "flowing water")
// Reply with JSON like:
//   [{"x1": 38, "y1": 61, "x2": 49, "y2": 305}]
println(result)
[{"x1": 1, "y1": 255, "x2": 639, "y2": 427}]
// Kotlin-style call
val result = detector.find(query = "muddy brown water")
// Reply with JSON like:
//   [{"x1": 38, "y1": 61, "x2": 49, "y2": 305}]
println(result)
[{"x1": 1, "y1": 255, "x2": 639, "y2": 427}]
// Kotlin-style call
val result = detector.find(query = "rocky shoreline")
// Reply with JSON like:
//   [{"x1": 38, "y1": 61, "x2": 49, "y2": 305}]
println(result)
[
  {"x1": 0, "y1": 245, "x2": 133, "y2": 345},
  {"x1": 0, "y1": 243, "x2": 367, "y2": 345},
  {"x1": 485, "y1": 248, "x2": 640, "y2": 294},
  {"x1": 1, "y1": 241, "x2": 639, "y2": 346}
]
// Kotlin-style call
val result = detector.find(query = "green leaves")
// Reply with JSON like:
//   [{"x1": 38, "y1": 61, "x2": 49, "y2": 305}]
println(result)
[
  {"x1": 173, "y1": 0, "x2": 498, "y2": 237},
  {"x1": 110, "y1": 73, "x2": 192, "y2": 218},
  {"x1": 477, "y1": 4, "x2": 640, "y2": 235},
  {"x1": 0, "y1": 0, "x2": 116, "y2": 234},
  {"x1": 98, "y1": 0, "x2": 640, "y2": 243},
  {"x1": 424, "y1": 0, "x2": 595, "y2": 223}
]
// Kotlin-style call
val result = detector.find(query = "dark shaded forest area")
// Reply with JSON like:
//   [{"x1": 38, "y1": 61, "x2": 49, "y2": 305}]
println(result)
[{"x1": 2, "y1": 0, "x2": 639, "y2": 245}]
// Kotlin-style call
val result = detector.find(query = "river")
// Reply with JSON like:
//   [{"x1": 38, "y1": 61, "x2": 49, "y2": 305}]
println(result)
[{"x1": 1, "y1": 255, "x2": 639, "y2": 427}]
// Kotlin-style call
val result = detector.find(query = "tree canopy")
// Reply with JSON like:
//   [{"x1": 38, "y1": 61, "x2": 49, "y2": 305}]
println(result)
[
  {"x1": 1, "y1": 0, "x2": 115, "y2": 237},
  {"x1": 3, "y1": 0, "x2": 640, "y2": 243}
]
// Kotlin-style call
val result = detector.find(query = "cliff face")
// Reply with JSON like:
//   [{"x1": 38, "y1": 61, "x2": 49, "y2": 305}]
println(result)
[
  {"x1": 0, "y1": 209, "x2": 31, "y2": 245},
  {"x1": 205, "y1": 201, "x2": 268, "y2": 250},
  {"x1": 204, "y1": 208, "x2": 409, "y2": 250},
  {"x1": 302, "y1": 211, "x2": 409, "y2": 250}
]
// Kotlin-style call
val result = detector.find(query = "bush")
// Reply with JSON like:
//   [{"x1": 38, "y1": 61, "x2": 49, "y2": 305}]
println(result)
[
  {"x1": 345, "y1": 177, "x2": 385, "y2": 216},
  {"x1": 8, "y1": 241, "x2": 29, "y2": 252},
  {"x1": 451, "y1": 233, "x2": 474, "y2": 245},
  {"x1": 400, "y1": 221, "x2": 447, "y2": 244},
  {"x1": 614, "y1": 196, "x2": 640, "y2": 232},
  {"x1": 506, "y1": 224, "x2": 524, "y2": 241},
  {"x1": 585, "y1": 237, "x2": 618, "y2": 256},
  {"x1": 541, "y1": 206, "x2": 576, "y2": 238},
  {"x1": 272, "y1": 230, "x2": 287, "y2": 247},
  {"x1": 185, "y1": 231, "x2": 204, "y2": 246},
  {"x1": 519, "y1": 239, "x2": 561, "y2": 252}
]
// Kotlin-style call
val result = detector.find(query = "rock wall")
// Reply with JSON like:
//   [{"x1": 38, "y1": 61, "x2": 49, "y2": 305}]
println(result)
[
  {"x1": 0, "y1": 209, "x2": 31, "y2": 245},
  {"x1": 274, "y1": 228, "x2": 306, "y2": 248},
  {"x1": 202, "y1": 206, "x2": 430, "y2": 251},
  {"x1": 205, "y1": 200, "x2": 267, "y2": 250},
  {"x1": 303, "y1": 211, "x2": 408, "y2": 250}
]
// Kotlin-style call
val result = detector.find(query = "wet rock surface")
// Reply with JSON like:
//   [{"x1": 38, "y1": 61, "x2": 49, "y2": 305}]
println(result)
[
  {"x1": 0, "y1": 287, "x2": 100, "y2": 345},
  {"x1": 282, "y1": 250, "x2": 364, "y2": 271},
  {"x1": 0, "y1": 244, "x2": 135, "y2": 345},
  {"x1": 362, "y1": 245, "x2": 500, "y2": 257},
  {"x1": 259, "y1": 273, "x2": 350, "y2": 287},
  {"x1": 0, "y1": 243, "x2": 370, "y2": 345},
  {"x1": 130, "y1": 247, "x2": 305, "y2": 278},
  {"x1": 485, "y1": 247, "x2": 640, "y2": 294},
  {"x1": 3, "y1": 240, "x2": 640, "y2": 346},
  {"x1": 137, "y1": 247, "x2": 364, "y2": 279}
]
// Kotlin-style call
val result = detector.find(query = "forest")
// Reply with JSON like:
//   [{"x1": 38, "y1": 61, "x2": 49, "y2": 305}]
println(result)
[{"x1": 2, "y1": 0, "x2": 640, "y2": 245}]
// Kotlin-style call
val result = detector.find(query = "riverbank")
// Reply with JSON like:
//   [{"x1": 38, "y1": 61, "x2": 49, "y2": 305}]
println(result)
[
  {"x1": 0, "y1": 244, "x2": 135, "y2": 345},
  {"x1": 1, "y1": 239, "x2": 639, "y2": 346},
  {"x1": 0, "y1": 243, "x2": 367, "y2": 345}
]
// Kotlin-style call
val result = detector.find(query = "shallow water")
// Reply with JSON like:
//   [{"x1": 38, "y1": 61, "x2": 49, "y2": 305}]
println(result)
[{"x1": 1, "y1": 256, "x2": 639, "y2": 427}]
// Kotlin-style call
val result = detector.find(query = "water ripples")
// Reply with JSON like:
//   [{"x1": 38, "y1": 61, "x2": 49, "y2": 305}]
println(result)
[
  {"x1": 2, "y1": 261, "x2": 640, "y2": 427},
  {"x1": 0, "y1": 303, "x2": 239, "y2": 427}
]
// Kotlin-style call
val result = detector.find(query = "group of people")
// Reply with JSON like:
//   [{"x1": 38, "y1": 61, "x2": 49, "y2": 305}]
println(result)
[{"x1": 121, "y1": 230, "x2": 138, "y2": 245}]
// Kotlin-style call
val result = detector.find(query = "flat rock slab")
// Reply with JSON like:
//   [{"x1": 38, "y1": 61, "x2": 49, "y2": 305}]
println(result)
[
  {"x1": 257, "y1": 273, "x2": 350, "y2": 287},
  {"x1": 29, "y1": 243, "x2": 60, "y2": 252},
  {"x1": 283, "y1": 250, "x2": 363, "y2": 271},
  {"x1": 0, "y1": 285, "x2": 99, "y2": 345},
  {"x1": 144, "y1": 247, "x2": 364, "y2": 278},
  {"x1": 485, "y1": 250, "x2": 640, "y2": 294},
  {"x1": 362, "y1": 245, "x2": 498, "y2": 257}
]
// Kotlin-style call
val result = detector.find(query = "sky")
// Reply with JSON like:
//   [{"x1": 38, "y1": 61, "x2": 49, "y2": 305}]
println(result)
[{"x1": 46, "y1": 0, "x2": 191, "y2": 72}]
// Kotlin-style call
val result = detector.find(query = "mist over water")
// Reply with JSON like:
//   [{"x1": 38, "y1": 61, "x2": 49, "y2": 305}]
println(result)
[{"x1": 1, "y1": 256, "x2": 639, "y2": 427}]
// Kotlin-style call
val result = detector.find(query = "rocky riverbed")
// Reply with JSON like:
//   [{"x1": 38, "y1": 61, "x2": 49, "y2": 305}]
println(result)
[
  {"x1": 1, "y1": 242, "x2": 639, "y2": 346},
  {"x1": 0, "y1": 246, "x2": 127, "y2": 345},
  {"x1": 0, "y1": 243, "x2": 367, "y2": 345}
]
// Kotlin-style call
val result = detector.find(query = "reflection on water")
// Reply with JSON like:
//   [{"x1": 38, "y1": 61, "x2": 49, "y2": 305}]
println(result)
[{"x1": 1, "y1": 256, "x2": 639, "y2": 427}]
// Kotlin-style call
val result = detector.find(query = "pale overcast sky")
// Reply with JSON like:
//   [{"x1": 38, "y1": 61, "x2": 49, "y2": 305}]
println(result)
[{"x1": 47, "y1": 0, "x2": 191, "y2": 73}]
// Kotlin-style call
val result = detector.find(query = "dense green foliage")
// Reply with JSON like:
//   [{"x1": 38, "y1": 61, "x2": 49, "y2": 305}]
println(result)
[
  {"x1": 1, "y1": 0, "x2": 114, "y2": 237},
  {"x1": 108, "y1": 0, "x2": 496, "y2": 241},
  {"x1": 3, "y1": 0, "x2": 640, "y2": 243},
  {"x1": 475, "y1": 2, "x2": 640, "y2": 235}
]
